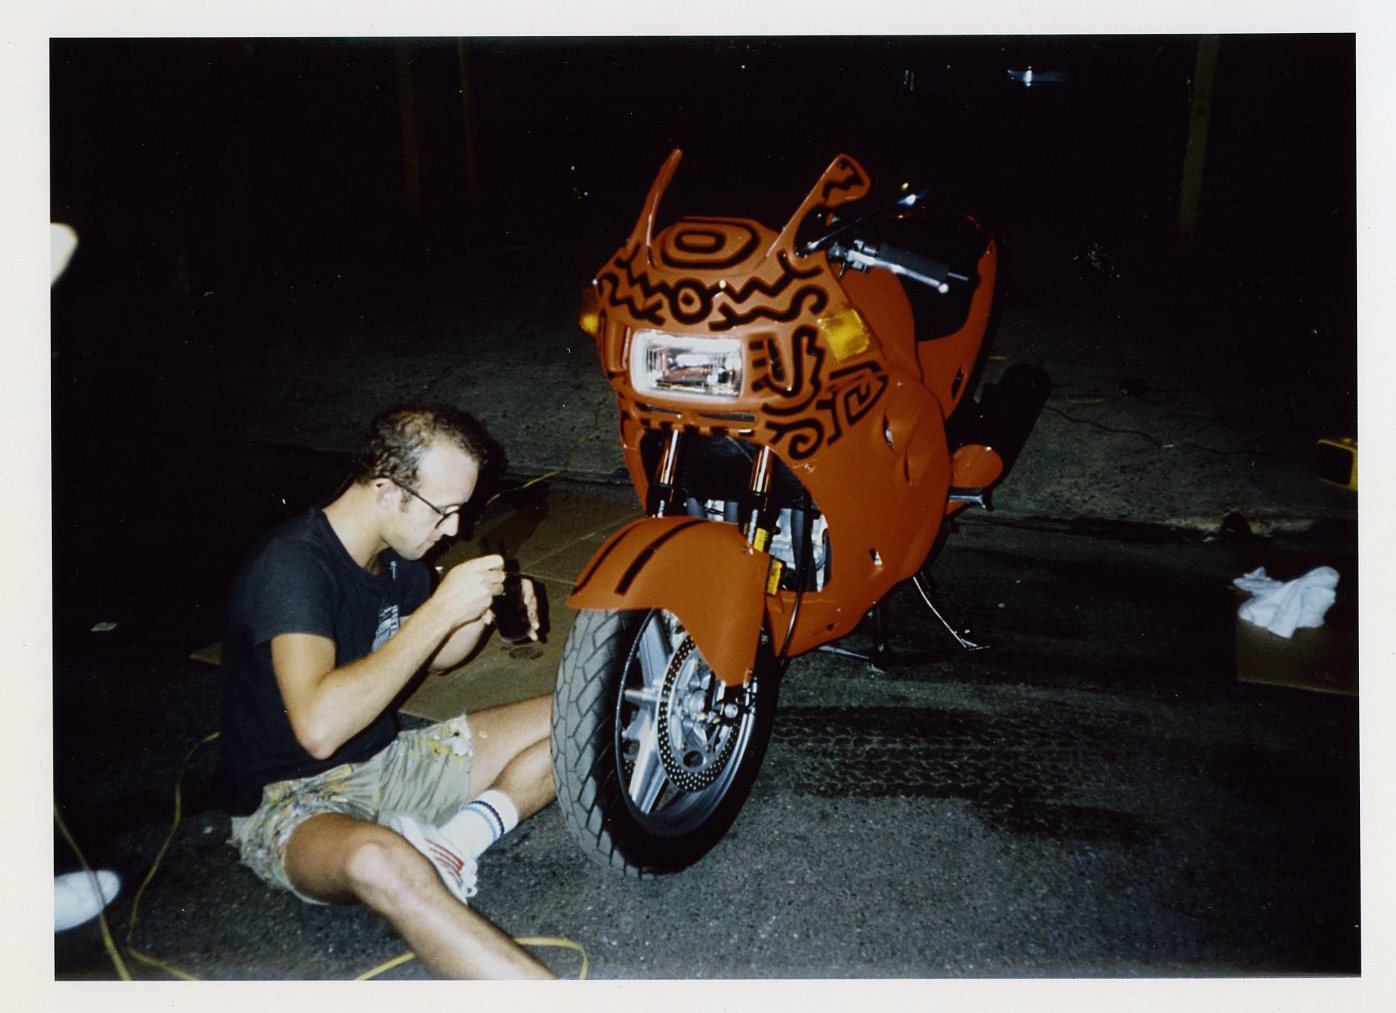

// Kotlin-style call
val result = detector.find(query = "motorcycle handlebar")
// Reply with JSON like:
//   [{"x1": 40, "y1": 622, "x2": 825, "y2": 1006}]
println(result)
[{"x1": 828, "y1": 239, "x2": 969, "y2": 295}]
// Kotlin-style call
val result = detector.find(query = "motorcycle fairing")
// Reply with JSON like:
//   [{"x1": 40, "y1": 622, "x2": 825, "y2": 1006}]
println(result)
[
  {"x1": 915, "y1": 236, "x2": 998, "y2": 417},
  {"x1": 568, "y1": 516, "x2": 772, "y2": 686},
  {"x1": 589, "y1": 149, "x2": 930, "y2": 493},
  {"x1": 760, "y1": 374, "x2": 952, "y2": 655},
  {"x1": 579, "y1": 149, "x2": 992, "y2": 666},
  {"x1": 601, "y1": 368, "x2": 954, "y2": 667}
]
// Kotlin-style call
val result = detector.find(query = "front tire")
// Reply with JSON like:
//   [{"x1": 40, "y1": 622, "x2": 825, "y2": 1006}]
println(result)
[{"x1": 551, "y1": 607, "x2": 780, "y2": 876}]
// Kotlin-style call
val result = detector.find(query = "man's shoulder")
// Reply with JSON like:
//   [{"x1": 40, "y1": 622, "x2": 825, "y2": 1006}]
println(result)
[
  {"x1": 237, "y1": 511, "x2": 340, "y2": 586},
  {"x1": 229, "y1": 511, "x2": 345, "y2": 634}
]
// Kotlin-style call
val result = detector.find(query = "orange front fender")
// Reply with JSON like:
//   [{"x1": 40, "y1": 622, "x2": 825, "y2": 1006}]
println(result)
[{"x1": 567, "y1": 517, "x2": 771, "y2": 686}]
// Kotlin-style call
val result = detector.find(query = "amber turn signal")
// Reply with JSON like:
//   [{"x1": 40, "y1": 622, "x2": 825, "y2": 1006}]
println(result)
[
  {"x1": 578, "y1": 285, "x2": 601, "y2": 339},
  {"x1": 815, "y1": 305, "x2": 872, "y2": 361}
]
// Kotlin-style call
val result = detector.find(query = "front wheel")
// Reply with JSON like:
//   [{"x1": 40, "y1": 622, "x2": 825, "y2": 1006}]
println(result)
[{"x1": 551, "y1": 608, "x2": 780, "y2": 876}]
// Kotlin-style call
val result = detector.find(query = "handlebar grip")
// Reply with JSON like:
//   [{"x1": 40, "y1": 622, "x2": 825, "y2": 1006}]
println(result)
[{"x1": 874, "y1": 242, "x2": 956, "y2": 293}]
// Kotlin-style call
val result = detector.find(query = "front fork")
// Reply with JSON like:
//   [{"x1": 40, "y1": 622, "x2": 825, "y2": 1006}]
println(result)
[
  {"x1": 647, "y1": 430, "x2": 784, "y2": 706},
  {"x1": 647, "y1": 429, "x2": 685, "y2": 517},
  {"x1": 648, "y1": 430, "x2": 780, "y2": 554}
]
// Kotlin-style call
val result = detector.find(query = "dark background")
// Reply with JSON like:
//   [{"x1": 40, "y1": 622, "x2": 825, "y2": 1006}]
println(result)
[{"x1": 49, "y1": 35, "x2": 1355, "y2": 361}]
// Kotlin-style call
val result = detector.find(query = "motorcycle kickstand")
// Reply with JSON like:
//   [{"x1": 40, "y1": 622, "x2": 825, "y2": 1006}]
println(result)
[
  {"x1": 817, "y1": 579, "x2": 988, "y2": 671},
  {"x1": 817, "y1": 600, "x2": 934, "y2": 673},
  {"x1": 910, "y1": 572, "x2": 988, "y2": 652}
]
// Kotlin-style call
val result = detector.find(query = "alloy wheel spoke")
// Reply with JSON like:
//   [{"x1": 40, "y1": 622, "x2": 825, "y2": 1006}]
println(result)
[
  {"x1": 627, "y1": 711, "x2": 668, "y2": 812},
  {"x1": 635, "y1": 618, "x2": 672, "y2": 692},
  {"x1": 622, "y1": 685, "x2": 659, "y2": 708}
]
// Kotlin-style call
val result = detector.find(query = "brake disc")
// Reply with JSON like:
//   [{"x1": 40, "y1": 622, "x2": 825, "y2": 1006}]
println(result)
[{"x1": 655, "y1": 637, "x2": 742, "y2": 792}]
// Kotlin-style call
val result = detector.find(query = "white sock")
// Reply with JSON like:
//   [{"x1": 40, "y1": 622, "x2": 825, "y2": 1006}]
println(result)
[{"x1": 441, "y1": 789, "x2": 519, "y2": 859}]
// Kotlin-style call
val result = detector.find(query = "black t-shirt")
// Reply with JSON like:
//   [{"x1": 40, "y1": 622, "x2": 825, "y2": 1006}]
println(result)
[{"x1": 213, "y1": 509, "x2": 432, "y2": 815}]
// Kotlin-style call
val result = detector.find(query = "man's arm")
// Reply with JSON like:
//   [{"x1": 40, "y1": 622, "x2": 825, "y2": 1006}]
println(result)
[
  {"x1": 426, "y1": 576, "x2": 541, "y2": 673},
  {"x1": 273, "y1": 555, "x2": 506, "y2": 759},
  {"x1": 425, "y1": 616, "x2": 492, "y2": 673}
]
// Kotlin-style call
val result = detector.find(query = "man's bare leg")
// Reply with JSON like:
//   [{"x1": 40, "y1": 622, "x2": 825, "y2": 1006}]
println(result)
[
  {"x1": 464, "y1": 695, "x2": 555, "y2": 819},
  {"x1": 284, "y1": 813, "x2": 553, "y2": 979}
]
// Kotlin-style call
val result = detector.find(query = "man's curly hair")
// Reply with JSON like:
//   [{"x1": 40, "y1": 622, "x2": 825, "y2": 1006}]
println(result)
[{"x1": 351, "y1": 405, "x2": 493, "y2": 492}]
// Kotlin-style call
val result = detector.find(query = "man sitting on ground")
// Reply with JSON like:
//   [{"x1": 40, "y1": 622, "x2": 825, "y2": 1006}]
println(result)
[{"x1": 214, "y1": 404, "x2": 555, "y2": 978}]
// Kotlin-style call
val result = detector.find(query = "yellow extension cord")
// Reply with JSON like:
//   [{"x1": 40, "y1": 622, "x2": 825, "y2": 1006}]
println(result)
[
  {"x1": 58, "y1": 730, "x2": 588, "y2": 981},
  {"x1": 52, "y1": 803, "x2": 132, "y2": 980}
]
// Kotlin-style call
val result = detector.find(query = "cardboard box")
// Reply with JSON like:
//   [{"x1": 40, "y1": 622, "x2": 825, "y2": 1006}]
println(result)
[{"x1": 1235, "y1": 603, "x2": 1357, "y2": 696}]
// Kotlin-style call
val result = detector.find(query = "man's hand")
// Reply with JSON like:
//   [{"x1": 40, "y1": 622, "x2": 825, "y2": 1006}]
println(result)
[
  {"x1": 520, "y1": 576, "x2": 542, "y2": 640},
  {"x1": 429, "y1": 554, "x2": 507, "y2": 631},
  {"x1": 500, "y1": 576, "x2": 542, "y2": 642},
  {"x1": 426, "y1": 555, "x2": 548, "y2": 672}
]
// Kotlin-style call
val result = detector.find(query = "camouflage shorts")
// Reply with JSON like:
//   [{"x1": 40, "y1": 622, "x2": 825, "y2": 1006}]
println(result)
[{"x1": 228, "y1": 715, "x2": 474, "y2": 903}]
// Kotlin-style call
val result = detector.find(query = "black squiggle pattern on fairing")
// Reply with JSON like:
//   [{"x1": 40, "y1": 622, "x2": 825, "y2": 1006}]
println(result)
[
  {"x1": 599, "y1": 243, "x2": 825, "y2": 329},
  {"x1": 754, "y1": 329, "x2": 825, "y2": 414},
  {"x1": 754, "y1": 341, "x2": 888, "y2": 460},
  {"x1": 819, "y1": 158, "x2": 870, "y2": 205}
]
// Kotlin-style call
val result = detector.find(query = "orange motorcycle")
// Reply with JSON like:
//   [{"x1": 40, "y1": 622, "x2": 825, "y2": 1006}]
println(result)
[{"x1": 550, "y1": 149, "x2": 1044, "y2": 875}]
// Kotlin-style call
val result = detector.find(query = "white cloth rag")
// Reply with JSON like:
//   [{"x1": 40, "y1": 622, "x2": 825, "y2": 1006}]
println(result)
[{"x1": 1233, "y1": 566, "x2": 1339, "y2": 638}]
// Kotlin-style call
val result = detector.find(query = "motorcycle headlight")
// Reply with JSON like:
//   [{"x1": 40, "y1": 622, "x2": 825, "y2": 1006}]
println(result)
[{"x1": 629, "y1": 331, "x2": 745, "y2": 401}]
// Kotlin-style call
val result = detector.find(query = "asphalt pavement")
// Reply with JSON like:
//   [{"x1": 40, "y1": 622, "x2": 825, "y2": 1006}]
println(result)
[{"x1": 51, "y1": 494, "x2": 1359, "y2": 983}]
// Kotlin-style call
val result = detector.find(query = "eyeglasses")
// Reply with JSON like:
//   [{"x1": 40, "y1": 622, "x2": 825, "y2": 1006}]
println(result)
[{"x1": 387, "y1": 478, "x2": 463, "y2": 529}]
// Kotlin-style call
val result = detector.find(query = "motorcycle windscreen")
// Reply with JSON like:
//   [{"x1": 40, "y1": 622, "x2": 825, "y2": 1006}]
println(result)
[{"x1": 568, "y1": 516, "x2": 771, "y2": 686}]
